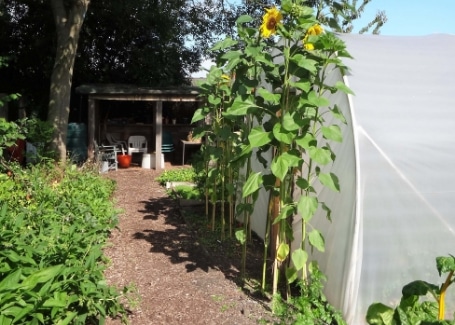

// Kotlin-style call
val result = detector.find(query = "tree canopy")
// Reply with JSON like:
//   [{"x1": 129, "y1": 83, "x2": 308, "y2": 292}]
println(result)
[{"x1": 0, "y1": 0, "x2": 386, "y2": 119}]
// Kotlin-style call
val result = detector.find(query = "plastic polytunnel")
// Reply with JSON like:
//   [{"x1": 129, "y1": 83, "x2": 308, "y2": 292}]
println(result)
[{"x1": 247, "y1": 33, "x2": 455, "y2": 324}]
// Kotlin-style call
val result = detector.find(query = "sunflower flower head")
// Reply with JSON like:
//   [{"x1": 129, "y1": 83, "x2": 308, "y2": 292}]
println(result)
[
  {"x1": 260, "y1": 6, "x2": 283, "y2": 38},
  {"x1": 303, "y1": 24, "x2": 323, "y2": 50}
]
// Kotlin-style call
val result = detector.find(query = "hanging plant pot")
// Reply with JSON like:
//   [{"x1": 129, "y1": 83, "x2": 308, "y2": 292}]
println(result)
[{"x1": 117, "y1": 154, "x2": 132, "y2": 168}]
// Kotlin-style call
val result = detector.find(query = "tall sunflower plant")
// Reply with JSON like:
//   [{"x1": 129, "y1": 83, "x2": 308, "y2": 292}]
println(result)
[{"x1": 192, "y1": 0, "x2": 353, "y2": 298}]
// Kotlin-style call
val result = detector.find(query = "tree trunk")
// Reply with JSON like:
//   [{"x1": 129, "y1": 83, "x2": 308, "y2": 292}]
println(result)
[{"x1": 48, "y1": 0, "x2": 90, "y2": 161}]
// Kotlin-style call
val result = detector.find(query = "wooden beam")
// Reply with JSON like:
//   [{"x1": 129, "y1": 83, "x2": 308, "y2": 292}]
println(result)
[{"x1": 155, "y1": 101, "x2": 162, "y2": 170}]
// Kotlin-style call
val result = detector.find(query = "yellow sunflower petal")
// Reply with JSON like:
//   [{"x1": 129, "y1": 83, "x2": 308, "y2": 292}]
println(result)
[
  {"x1": 260, "y1": 6, "x2": 283, "y2": 38},
  {"x1": 307, "y1": 24, "x2": 323, "y2": 36},
  {"x1": 304, "y1": 43, "x2": 315, "y2": 51}
]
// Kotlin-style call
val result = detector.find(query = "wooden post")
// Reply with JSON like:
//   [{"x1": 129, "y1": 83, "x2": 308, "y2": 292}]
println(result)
[
  {"x1": 155, "y1": 101, "x2": 162, "y2": 170},
  {"x1": 87, "y1": 97, "x2": 96, "y2": 159}
]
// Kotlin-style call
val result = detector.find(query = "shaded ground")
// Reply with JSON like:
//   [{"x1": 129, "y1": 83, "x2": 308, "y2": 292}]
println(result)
[{"x1": 103, "y1": 165, "x2": 275, "y2": 325}]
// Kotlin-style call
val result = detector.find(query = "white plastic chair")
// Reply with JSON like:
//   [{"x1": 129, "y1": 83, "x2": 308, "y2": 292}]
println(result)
[{"x1": 127, "y1": 135, "x2": 148, "y2": 155}]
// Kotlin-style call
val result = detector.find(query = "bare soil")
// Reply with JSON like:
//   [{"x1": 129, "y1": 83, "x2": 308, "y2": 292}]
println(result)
[{"x1": 103, "y1": 164, "x2": 275, "y2": 325}]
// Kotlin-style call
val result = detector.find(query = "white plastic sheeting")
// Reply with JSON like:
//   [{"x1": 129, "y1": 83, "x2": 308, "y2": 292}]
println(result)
[
  {"x1": 328, "y1": 33, "x2": 455, "y2": 324},
  {"x1": 247, "y1": 33, "x2": 455, "y2": 324}
]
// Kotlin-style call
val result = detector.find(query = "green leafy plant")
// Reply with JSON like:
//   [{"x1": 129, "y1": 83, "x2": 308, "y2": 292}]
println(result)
[
  {"x1": 155, "y1": 167, "x2": 197, "y2": 186},
  {"x1": 23, "y1": 117, "x2": 55, "y2": 162},
  {"x1": 168, "y1": 184, "x2": 203, "y2": 200},
  {"x1": 0, "y1": 162, "x2": 133, "y2": 324},
  {"x1": 192, "y1": 1, "x2": 351, "y2": 315},
  {"x1": 0, "y1": 118, "x2": 25, "y2": 168},
  {"x1": 366, "y1": 255, "x2": 455, "y2": 325},
  {"x1": 273, "y1": 261, "x2": 346, "y2": 325}
]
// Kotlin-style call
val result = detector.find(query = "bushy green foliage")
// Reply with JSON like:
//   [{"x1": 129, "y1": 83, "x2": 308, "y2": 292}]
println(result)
[
  {"x1": 273, "y1": 262, "x2": 346, "y2": 325},
  {"x1": 23, "y1": 117, "x2": 55, "y2": 162},
  {"x1": 0, "y1": 118, "x2": 25, "y2": 163},
  {"x1": 0, "y1": 162, "x2": 133, "y2": 324},
  {"x1": 168, "y1": 184, "x2": 203, "y2": 200},
  {"x1": 366, "y1": 256, "x2": 455, "y2": 325},
  {"x1": 155, "y1": 167, "x2": 197, "y2": 185}
]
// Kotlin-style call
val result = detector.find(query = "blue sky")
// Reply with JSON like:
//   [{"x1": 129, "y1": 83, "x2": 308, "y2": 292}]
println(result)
[{"x1": 353, "y1": 0, "x2": 455, "y2": 35}]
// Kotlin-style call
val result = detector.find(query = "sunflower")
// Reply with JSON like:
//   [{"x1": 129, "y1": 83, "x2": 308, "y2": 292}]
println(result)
[
  {"x1": 303, "y1": 24, "x2": 323, "y2": 50},
  {"x1": 260, "y1": 6, "x2": 283, "y2": 38}
]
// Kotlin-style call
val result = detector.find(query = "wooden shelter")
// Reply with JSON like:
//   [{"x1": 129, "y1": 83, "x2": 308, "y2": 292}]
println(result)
[{"x1": 75, "y1": 84, "x2": 201, "y2": 170}]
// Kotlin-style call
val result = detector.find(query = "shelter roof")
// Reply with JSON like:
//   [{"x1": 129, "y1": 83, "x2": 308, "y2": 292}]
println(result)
[{"x1": 75, "y1": 84, "x2": 201, "y2": 102}]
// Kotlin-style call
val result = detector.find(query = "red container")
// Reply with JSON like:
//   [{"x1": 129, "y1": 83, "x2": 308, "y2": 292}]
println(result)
[{"x1": 117, "y1": 154, "x2": 132, "y2": 168}]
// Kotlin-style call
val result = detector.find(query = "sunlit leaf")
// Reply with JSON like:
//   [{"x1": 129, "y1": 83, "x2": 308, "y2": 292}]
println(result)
[
  {"x1": 12, "y1": 305, "x2": 34, "y2": 323},
  {"x1": 282, "y1": 112, "x2": 300, "y2": 131},
  {"x1": 318, "y1": 172, "x2": 340, "y2": 192},
  {"x1": 291, "y1": 248, "x2": 308, "y2": 271},
  {"x1": 58, "y1": 311, "x2": 78, "y2": 325},
  {"x1": 235, "y1": 229, "x2": 247, "y2": 245},
  {"x1": 436, "y1": 255, "x2": 455, "y2": 275},
  {"x1": 289, "y1": 79, "x2": 311, "y2": 93},
  {"x1": 271, "y1": 152, "x2": 302, "y2": 181},
  {"x1": 330, "y1": 105, "x2": 347, "y2": 124},
  {"x1": 20, "y1": 265, "x2": 63, "y2": 290},
  {"x1": 276, "y1": 242, "x2": 290, "y2": 262},
  {"x1": 208, "y1": 94, "x2": 221, "y2": 105},
  {"x1": 242, "y1": 172, "x2": 263, "y2": 198},
  {"x1": 335, "y1": 81, "x2": 355, "y2": 95},
  {"x1": 224, "y1": 97, "x2": 258, "y2": 117},
  {"x1": 211, "y1": 37, "x2": 238, "y2": 51},
  {"x1": 309, "y1": 229, "x2": 325, "y2": 252},
  {"x1": 221, "y1": 50, "x2": 242, "y2": 61},
  {"x1": 308, "y1": 91, "x2": 330, "y2": 107},
  {"x1": 248, "y1": 127, "x2": 273, "y2": 148},
  {"x1": 231, "y1": 143, "x2": 252, "y2": 162},
  {"x1": 309, "y1": 147, "x2": 332, "y2": 165},
  {"x1": 257, "y1": 88, "x2": 281, "y2": 105},
  {"x1": 0, "y1": 269, "x2": 21, "y2": 291},
  {"x1": 322, "y1": 125, "x2": 342, "y2": 142},
  {"x1": 273, "y1": 123, "x2": 294, "y2": 144},
  {"x1": 272, "y1": 204, "x2": 294, "y2": 224},
  {"x1": 295, "y1": 133, "x2": 316, "y2": 150},
  {"x1": 297, "y1": 196, "x2": 318, "y2": 222},
  {"x1": 236, "y1": 15, "x2": 253, "y2": 24},
  {"x1": 366, "y1": 303, "x2": 394, "y2": 325},
  {"x1": 245, "y1": 45, "x2": 262, "y2": 57},
  {"x1": 191, "y1": 108, "x2": 206, "y2": 123},
  {"x1": 290, "y1": 54, "x2": 317, "y2": 74}
]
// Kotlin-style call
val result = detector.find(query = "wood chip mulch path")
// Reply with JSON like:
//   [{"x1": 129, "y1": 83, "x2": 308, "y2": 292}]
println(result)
[{"x1": 103, "y1": 165, "x2": 274, "y2": 325}]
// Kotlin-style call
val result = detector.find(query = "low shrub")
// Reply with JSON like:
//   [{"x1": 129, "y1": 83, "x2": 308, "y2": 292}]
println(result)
[
  {"x1": 273, "y1": 262, "x2": 346, "y2": 325},
  {"x1": 167, "y1": 184, "x2": 203, "y2": 200},
  {"x1": 155, "y1": 167, "x2": 196, "y2": 185},
  {"x1": 0, "y1": 162, "x2": 132, "y2": 324}
]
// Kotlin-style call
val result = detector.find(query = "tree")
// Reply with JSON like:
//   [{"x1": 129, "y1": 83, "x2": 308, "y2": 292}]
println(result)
[
  {"x1": 0, "y1": 1, "x2": 55, "y2": 118},
  {"x1": 0, "y1": 0, "x2": 385, "y2": 161},
  {"x1": 48, "y1": 0, "x2": 90, "y2": 161},
  {"x1": 74, "y1": 0, "x2": 205, "y2": 87},
  {"x1": 310, "y1": 0, "x2": 387, "y2": 34}
]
